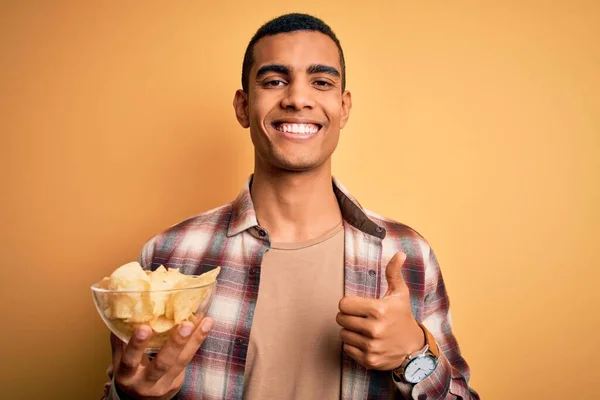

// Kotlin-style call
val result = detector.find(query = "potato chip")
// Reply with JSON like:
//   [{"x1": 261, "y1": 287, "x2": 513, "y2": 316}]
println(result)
[
  {"x1": 108, "y1": 262, "x2": 151, "y2": 290},
  {"x1": 164, "y1": 267, "x2": 220, "y2": 323},
  {"x1": 149, "y1": 265, "x2": 185, "y2": 316},
  {"x1": 193, "y1": 267, "x2": 221, "y2": 286},
  {"x1": 97, "y1": 262, "x2": 220, "y2": 347},
  {"x1": 108, "y1": 280, "x2": 153, "y2": 322},
  {"x1": 171, "y1": 287, "x2": 208, "y2": 324},
  {"x1": 149, "y1": 316, "x2": 176, "y2": 333},
  {"x1": 124, "y1": 291, "x2": 154, "y2": 323},
  {"x1": 95, "y1": 278, "x2": 112, "y2": 316},
  {"x1": 97, "y1": 277, "x2": 110, "y2": 289}
]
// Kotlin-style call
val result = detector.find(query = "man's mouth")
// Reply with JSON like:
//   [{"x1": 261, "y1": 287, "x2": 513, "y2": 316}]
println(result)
[{"x1": 272, "y1": 122, "x2": 322, "y2": 134}]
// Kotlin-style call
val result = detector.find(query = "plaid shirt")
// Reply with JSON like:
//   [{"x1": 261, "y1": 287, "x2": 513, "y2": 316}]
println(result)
[{"x1": 105, "y1": 176, "x2": 478, "y2": 400}]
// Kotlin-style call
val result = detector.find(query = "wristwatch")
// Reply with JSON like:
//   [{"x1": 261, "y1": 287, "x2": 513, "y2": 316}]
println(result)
[{"x1": 393, "y1": 323, "x2": 439, "y2": 384}]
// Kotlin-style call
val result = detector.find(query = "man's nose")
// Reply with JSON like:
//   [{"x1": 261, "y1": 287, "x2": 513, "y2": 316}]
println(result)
[{"x1": 280, "y1": 80, "x2": 315, "y2": 110}]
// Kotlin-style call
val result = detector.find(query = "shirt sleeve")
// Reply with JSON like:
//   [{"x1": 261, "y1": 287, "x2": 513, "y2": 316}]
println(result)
[
  {"x1": 105, "y1": 379, "x2": 170, "y2": 400},
  {"x1": 394, "y1": 249, "x2": 480, "y2": 399},
  {"x1": 102, "y1": 380, "x2": 121, "y2": 400},
  {"x1": 139, "y1": 236, "x2": 157, "y2": 268}
]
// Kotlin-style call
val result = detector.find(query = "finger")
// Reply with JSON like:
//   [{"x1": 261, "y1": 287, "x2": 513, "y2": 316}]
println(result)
[
  {"x1": 118, "y1": 325, "x2": 152, "y2": 377},
  {"x1": 384, "y1": 252, "x2": 407, "y2": 296},
  {"x1": 338, "y1": 296, "x2": 375, "y2": 317},
  {"x1": 110, "y1": 333, "x2": 123, "y2": 366},
  {"x1": 108, "y1": 333, "x2": 123, "y2": 381},
  {"x1": 339, "y1": 328, "x2": 368, "y2": 351},
  {"x1": 163, "y1": 317, "x2": 214, "y2": 382},
  {"x1": 336, "y1": 312, "x2": 375, "y2": 337},
  {"x1": 343, "y1": 343, "x2": 366, "y2": 365},
  {"x1": 145, "y1": 320, "x2": 197, "y2": 382}
]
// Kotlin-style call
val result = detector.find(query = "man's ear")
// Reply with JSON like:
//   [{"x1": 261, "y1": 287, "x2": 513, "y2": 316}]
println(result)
[
  {"x1": 233, "y1": 89, "x2": 250, "y2": 128},
  {"x1": 340, "y1": 90, "x2": 352, "y2": 129}
]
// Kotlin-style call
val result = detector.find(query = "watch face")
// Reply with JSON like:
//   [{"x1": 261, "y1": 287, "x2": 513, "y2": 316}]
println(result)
[{"x1": 404, "y1": 355, "x2": 437, "y2": 384}]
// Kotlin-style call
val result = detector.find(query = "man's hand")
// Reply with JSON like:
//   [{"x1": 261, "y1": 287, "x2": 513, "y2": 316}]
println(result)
[
  {"x1": 336, "y1": 252, "x2": 425, "y2": 370},
  {"x1": 110, "y1": 317, "x2": 214, "y2": 400}
]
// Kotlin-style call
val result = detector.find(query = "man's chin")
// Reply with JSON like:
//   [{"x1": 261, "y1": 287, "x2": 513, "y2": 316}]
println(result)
[
  {"x1": 269, "y1": 157, "x2": 325, "y2": 173},
  {"x1": 277, "y1": 163, "x2": 320, "y2": 173}
]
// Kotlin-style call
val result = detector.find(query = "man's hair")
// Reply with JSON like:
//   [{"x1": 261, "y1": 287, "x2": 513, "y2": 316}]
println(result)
[{"x1": 241, "y1": 13, "x2": 346, "y2": 92}]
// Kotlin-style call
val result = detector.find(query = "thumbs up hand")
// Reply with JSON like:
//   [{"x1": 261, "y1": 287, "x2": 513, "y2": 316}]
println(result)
[{"x1": 336, "y1": 252, "x2": 425, "y2": 370}]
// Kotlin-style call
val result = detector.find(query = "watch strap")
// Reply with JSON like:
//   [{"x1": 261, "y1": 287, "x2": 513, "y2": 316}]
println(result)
[{"x1": 418, "y1": 322, "x2": 439, "y2": 358}]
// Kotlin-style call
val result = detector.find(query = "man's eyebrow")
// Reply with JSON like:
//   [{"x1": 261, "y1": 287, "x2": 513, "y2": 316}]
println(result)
[
  {"x1": 256, "y1": 64, "x2": 289, "y2": 79},
  {"x1": 255, "y1": 64, "x2": 341, "y2": 80},
  {"x1": 307, "y1": 64, "x2": 340, "y2": 77}
]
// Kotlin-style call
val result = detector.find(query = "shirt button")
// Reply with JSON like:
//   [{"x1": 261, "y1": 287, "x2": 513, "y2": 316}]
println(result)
[
  {"x1": 418, "y1": 394, "x2": 427, "y2": 400},
  {"x1": 234, "y1": 338, "x2": 242, "y2": 345},
  {"x1": 249, "y1": 268, "x2": 256, "y2": 275},
  {"x1": 368, "y1": 269, "x2": 376, "y2": 276},
  {"x1": 375, "y1": 226, "x2": 384, "y2": 233},
  {"x1": 257, "y1": 229, "x2": 267, "y2": 237}
]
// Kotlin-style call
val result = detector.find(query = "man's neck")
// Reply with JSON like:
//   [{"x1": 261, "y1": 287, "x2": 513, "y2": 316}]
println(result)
[{"x1": 251, "y1": 164, "x2": 342, "y2": 243}]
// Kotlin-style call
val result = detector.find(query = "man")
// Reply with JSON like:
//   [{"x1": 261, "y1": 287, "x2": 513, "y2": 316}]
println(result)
[{"x1": 104, "y1": 13, "x2": 478, "y2": 400}]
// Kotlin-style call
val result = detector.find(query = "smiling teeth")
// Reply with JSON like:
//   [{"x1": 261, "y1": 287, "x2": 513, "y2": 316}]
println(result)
[{"x1": 277, "y1": 123, "x2": 319, "y2": 134}]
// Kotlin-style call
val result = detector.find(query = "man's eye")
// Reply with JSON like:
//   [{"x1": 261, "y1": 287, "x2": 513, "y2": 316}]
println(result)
[
  {"x1": 263, "y1": 79, "x2": 286, "y2": 87},
  {"x1": 314, "y1": 80, "x2": 332, "y2": 88}
]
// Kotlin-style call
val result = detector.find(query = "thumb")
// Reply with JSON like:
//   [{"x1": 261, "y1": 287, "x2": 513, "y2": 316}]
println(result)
[{"x1": 384, "y1": 251, "x2": 407, "y2": 297}]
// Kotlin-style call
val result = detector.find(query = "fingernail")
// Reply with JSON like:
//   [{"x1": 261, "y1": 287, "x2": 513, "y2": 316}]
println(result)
[
  {"x1": 136, "y1": 326, "x2": 150, "y2": 340},
  {"x1": 201, "y1": 318, "x2": 214, "y2": 333},
  {"x1": 179, "y1": 322, "x2": 193, "y2": 338}
]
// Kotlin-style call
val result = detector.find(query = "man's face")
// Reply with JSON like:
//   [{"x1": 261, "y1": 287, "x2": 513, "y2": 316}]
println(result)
[{"x1": 234, "y1": 31, "x2": 351, "y2": 172}]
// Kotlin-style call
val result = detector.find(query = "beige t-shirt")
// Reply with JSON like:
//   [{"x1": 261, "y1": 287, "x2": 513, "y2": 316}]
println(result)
[{"x1": 243, "y1": 222, "x2": 345, "y2": 400}]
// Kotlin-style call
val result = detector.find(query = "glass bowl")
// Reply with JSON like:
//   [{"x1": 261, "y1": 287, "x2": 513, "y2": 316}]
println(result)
[{"x1": 91, "y1": 277, "x2": 216, "y2": 352}]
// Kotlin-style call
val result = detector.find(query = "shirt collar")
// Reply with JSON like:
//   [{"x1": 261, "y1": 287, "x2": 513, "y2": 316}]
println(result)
[{"x1": 227, "y1": 175, "x2": 386, "y2": 239}]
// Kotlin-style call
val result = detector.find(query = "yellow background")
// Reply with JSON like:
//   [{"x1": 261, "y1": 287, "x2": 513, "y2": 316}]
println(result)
[{"x1": 1, "y1": 2, "x2": 598, "y2": 399}]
